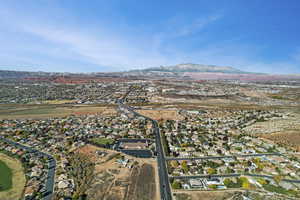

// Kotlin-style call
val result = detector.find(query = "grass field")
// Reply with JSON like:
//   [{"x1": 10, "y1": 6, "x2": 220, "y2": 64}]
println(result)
[
  {"x1": 0, "y1": 160, "x2": 12, "y2": 191},
  {"x1": 0, "y1": 104, "x2": 116, "y2": 119},
  {"x1": 0, "y1": 154, "x2": 26, "y2": 200}
]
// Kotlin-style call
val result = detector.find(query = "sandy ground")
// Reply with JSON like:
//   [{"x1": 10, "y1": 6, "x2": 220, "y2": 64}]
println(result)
[
  {"x1": 137, "y1": 109, "x2": 184, "y2": 121},
  {"x1": 0, "y1": 153, "x2": 26, "y2": 200}
]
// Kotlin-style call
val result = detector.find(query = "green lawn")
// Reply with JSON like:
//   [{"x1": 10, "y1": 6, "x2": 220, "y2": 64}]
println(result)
[
  {"x1": 0, "y1": 160, "x2": 12, "y2": 191},
  {"x1": 91, "y1": 138, "x2": 115, "y2": 145}
]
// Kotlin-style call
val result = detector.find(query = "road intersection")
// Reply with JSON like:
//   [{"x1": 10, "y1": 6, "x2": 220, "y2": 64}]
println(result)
[{"x1": 118, "y1": 94, "x2": 173, "y2": 200}]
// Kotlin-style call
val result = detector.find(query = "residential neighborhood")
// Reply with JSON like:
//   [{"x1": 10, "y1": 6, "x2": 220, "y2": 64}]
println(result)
[{"x1": 0, "y1": 75, "x2": 300, "y2": 200}]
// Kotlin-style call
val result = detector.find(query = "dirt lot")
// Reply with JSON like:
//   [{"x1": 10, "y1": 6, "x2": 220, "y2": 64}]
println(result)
[
  {"x1": 77, "y1": 145, "x2": 158, "y2": 200},
  {"x1": 0, "y1": 153, "x2": 26, "y2": 200},
  {"x1": 0, "y1": 104, "x2": 116, "y2": 119}
]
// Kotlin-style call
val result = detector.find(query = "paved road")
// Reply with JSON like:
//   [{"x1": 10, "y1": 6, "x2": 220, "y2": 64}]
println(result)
[
  {"x1": 0, "y1": 136, "x2": 56, "y2": 200},
  {"x1": 171, "y1": 174, "x2": 241, "y2": 179},
  {"x1": 118, "y1": 95, "x2": 173, "y2": 200},
  {"x1": 166, "y1": 153, "x2": 282, "y2": 161},
  {"x1": 171, "y1": 173, "x2": 300, "y2": 183}
]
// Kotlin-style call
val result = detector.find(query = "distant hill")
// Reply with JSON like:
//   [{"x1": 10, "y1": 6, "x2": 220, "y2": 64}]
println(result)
[
  {"x1": 134, "y1": 63, "x2": 252, "y2": 74},
  {"x1": 0, "y1": 70, "x2": 86, "y2": 79},
  {"x1": 0, "y1": 70, "x2": 53, "y2": 79}
]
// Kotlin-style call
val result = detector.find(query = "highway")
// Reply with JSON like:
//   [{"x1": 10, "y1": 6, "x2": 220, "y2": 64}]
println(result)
[
  {"x1": 118, "y1": 95, "x2": 173, "y2": 200},
  {"x1": 0, "y1": 136, "x2": 56, "y2": 200}
]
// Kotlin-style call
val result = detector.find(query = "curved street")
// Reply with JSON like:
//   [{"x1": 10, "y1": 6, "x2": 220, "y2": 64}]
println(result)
[{"x1": 0, "y1": 136, "x2": 56, "y2": 200}]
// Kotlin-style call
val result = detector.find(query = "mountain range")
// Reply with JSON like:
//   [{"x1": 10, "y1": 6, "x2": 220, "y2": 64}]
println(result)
[
  {"x1": 1, "y1": 64, "x2": 300, "y2": 81},
  {"x1": 133, "y1": 63, "x2": 251, "y2": 74}
]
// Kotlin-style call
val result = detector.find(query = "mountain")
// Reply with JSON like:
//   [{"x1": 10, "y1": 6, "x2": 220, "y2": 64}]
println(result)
[{"x1": 135, "y1": 63, "x2": 250, "y2": 74}]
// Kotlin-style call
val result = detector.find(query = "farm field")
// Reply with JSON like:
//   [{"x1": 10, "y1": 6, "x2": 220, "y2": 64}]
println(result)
[{"x1": 0, "y1": 153, "x2": 26, "y2": 200}]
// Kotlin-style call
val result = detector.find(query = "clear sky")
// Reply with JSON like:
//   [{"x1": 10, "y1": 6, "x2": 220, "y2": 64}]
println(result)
[{"x1": 0, "y1": 0, "x2": 300, "y2": 74}]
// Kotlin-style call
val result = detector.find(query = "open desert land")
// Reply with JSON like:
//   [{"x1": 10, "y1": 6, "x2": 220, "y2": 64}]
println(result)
[
  {"x1": 77, "y1": 144, "x2": 159, "y2": 200},
  {"x1": 243, "y1": 108, "x2": 300, "y2": 151},
  {"x1": 0, "y1": 153, "x2": 26, "y2": 200},
  {"x1": 173, "y1": 190, "x2": 237, "y2": 200},
  {"x1": 0, "y1": 104, "x2": 116, "y2": 119}
]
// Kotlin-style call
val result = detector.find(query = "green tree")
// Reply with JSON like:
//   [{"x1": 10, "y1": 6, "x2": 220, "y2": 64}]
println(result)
[
  {"x1": 223, "y1": 178, "x2": 233, "y2": 187},
  {"x1": 171, "y1": 181, "x2": 182, "y2": 189},
  {"x1": 273, "y1": 175, "x2": 283, "y2": 184},
  {"x1": 68, "y1": 153, "x2": 95, "y2": 198},
  {"x1": 207, "y1": 168, "x2": 216, "y2": 175},
  {"x1": 257, "y1": 178, "x2": 267, "y2": 185},
  {"x1": 170, "y1": 160, "x2": 179, "y2": 168},
  {"x1": 181, "y1": 161, "x2": 188, "y2": 173}
]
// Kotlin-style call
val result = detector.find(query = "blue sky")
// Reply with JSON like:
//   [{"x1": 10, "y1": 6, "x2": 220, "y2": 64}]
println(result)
[{"x1": 0, "y1": 0, "x2": 300, "y2": 74}]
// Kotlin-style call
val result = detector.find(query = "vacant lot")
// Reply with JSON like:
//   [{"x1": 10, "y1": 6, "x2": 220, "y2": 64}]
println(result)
[
  {"x1": 0, "y1": 153, "x2": 26, "y2": 200},
  {"x1": 78, "y1": 144, "x2": 157, "y2": 200},
  {"x1": 125, "y1": 164, "x2": 156, "y2": 200},
  {"x1": 0, "y1": 104, "x2": 116, "y2": 119}
]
